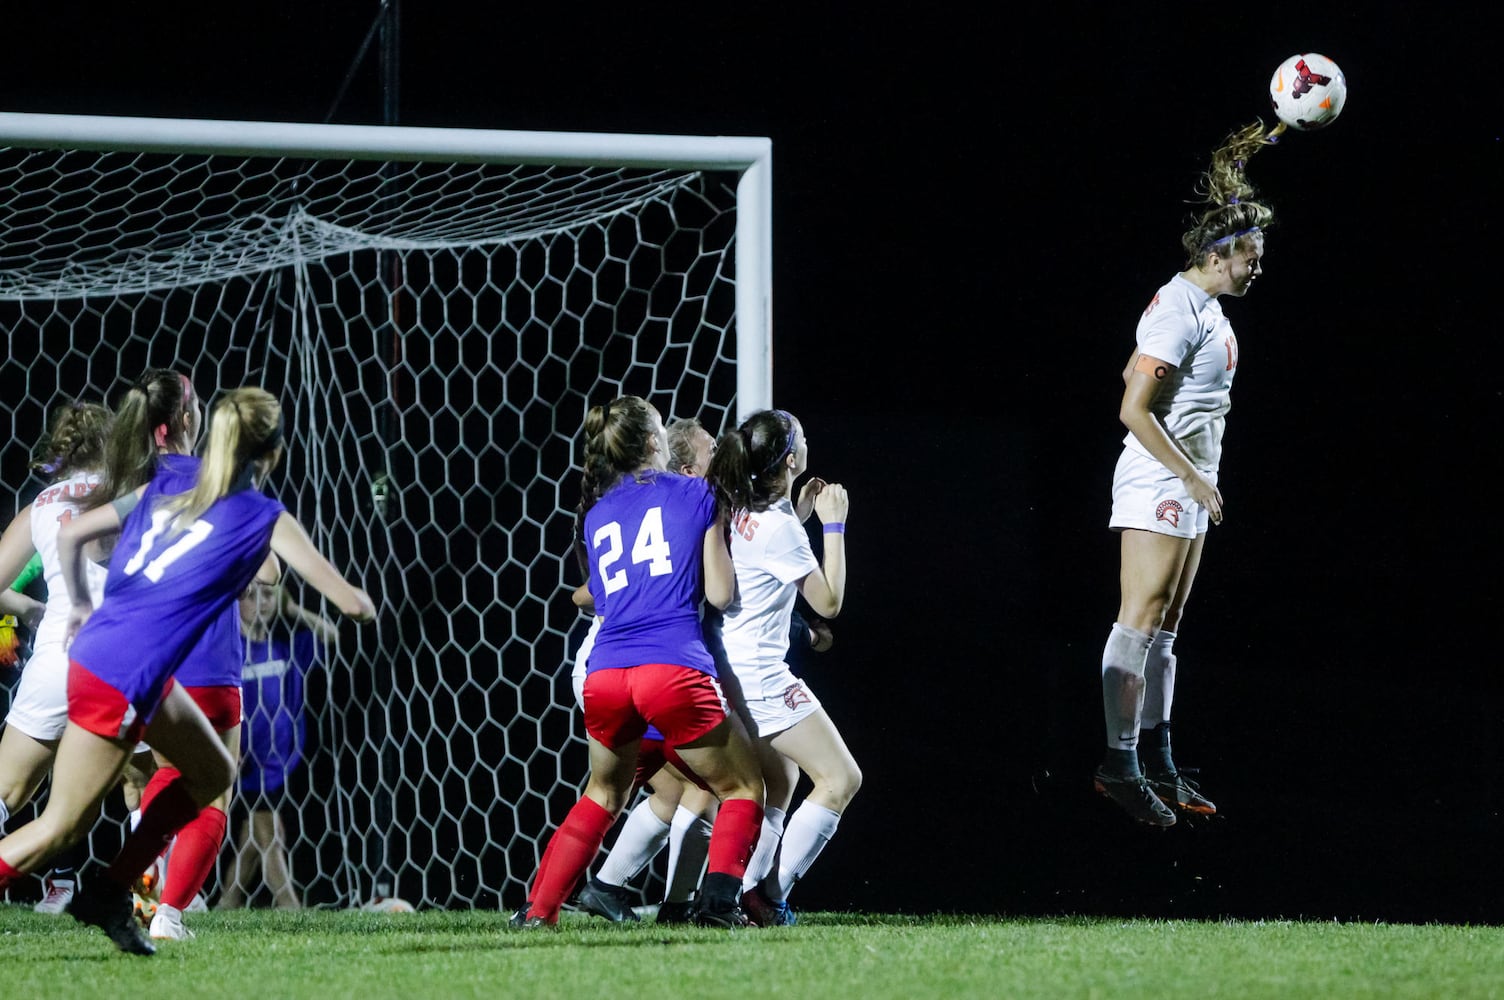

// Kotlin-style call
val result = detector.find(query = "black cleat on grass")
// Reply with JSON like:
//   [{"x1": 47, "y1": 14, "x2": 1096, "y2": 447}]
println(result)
[
  {"x1": 656, "y1": 899, "x2": 695, "y2": 925},
  {"x1": 68, "y1": 877, "x2": 156, "y2": 956},
  {"x1": 576, "y1": 876, "x2": 640, "y2": 923},
  {"x1": 693, "y1": 900, "x2": 749, "y2": 928},
  {"x1": 1094, "y1": 767, "x2": 1177, "y2": 828}
]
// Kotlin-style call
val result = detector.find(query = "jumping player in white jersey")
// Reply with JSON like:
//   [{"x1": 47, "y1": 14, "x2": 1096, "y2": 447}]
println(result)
[
  {"x1": 1093, "y1": 120, "x2": 1284, "y2": 826},
  {"x1": 708, "y1": 408, "x2": 855, "y2": 926}
]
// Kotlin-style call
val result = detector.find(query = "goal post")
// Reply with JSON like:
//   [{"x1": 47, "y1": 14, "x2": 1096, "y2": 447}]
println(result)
[{"x1": 0, "y1": 111, "x2": 773, "y2": 910}]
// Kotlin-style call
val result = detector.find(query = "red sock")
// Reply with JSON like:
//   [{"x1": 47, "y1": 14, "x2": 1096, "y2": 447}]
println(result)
[
  {"x1": 0, "y1": 855, "x2": 24, "y2": 892},
  {"x1": 161, "y1": 806, "x2": 227, "y2": 910},
  {"x1": 107, "y1": 776, "x2": 198, "y2": 889},
  {"x1": 529, "y1": 797, "x2": 615, "y2": 922},
  {"x1": 527, "y1": 820, "x2": 563, "y2": 900},
  {"x1": 706, "y1": 797, "x2": 763, "y2": 881},
  {"x1": 138, "y1": 765, "x2": 180, "y2": 814}
]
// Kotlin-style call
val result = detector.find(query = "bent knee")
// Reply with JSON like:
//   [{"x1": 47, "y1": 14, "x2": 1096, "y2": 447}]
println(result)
[{"x1": 816, "y1": 762, "x2": 862, "y2": 810}]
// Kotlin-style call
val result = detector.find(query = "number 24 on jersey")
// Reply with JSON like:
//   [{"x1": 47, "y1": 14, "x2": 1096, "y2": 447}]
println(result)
[{"x1": 593, "y1": 506, "x2": 673, "y2": 595}]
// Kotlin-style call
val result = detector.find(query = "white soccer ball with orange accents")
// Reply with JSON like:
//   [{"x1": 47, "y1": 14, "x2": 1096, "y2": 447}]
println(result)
[
  {"x1": 361, "y1": 896, "x2": 416, "y2": 913},
  {"x1": 1269, "y1": 53, "x2": 1347, "y2": 131}
]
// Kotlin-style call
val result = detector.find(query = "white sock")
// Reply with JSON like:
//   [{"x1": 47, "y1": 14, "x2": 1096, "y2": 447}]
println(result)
[
  {"x1": 663, "y1": 806, "x2": 712, "y2": 903},
  {"x1": 1101, "y1": 623, "x2": 1153, "y2": 750},
  {"x1": 775, "y1": 802, "x2": 841, "y2": 899},
  {"x1": 595, "y1": 798, "x2": 671, "y2": 886},
  {"x1": 1142, "y1": 629, "x2": 1177, "y2": 726},
  {"x1": 740, "y1": 806, "x2": 786, "y2": 893},
  {"x1": 0, "y1": 797, "x2": 9, "y2": 827}
]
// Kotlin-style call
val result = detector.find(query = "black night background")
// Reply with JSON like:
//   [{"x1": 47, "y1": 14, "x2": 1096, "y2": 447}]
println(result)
[{"x1": 2, "y1": 3, "x2": 1499, "y2": 923}]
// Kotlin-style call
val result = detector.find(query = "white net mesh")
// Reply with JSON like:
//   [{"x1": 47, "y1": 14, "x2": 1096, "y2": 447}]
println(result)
[{"x1": 0, "y1": 118, "x2": 765, "y2": 909}]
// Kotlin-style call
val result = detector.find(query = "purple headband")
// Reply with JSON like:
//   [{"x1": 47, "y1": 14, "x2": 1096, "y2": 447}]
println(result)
[
  {"x1": 749, "y1": 409, "x2": 799, "y2": 480},
  {"x1": 767, "y1": 409, "x2": 798, "y2": 469},
  {"x1": 1202, "y1": 224, "x2": 1262, "y2": 252}
]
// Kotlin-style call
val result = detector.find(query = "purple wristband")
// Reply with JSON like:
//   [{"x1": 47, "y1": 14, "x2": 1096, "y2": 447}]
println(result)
[{"x1": 823, "y1": 522, "x2": 845, "y2": 534}]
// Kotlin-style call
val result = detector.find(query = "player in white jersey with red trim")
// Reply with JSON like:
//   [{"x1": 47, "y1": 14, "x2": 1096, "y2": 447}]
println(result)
[
  {"x1": 0, "y1": 400, "x2": 129, "y2": 911},
  {"x1": 708, "y1": 408, "x2": 855, "y2": 926},
  {"x1": 1094, "y1": 120, "x2": 1283, "y2": 826}
]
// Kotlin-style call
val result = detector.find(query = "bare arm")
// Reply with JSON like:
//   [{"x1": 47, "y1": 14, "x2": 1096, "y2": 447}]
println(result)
[
  {"x1": 269, "y1": 512, "x2": 375, "y2": 621},
  {"x1": 793, "y1": 477, "x2": 826, "y2": 524},
  {"x1": 0, "y1": 510, "x2": 44, "y2": 628},
  {"x1": 56, "y1": 497, "x2": 130, "y2": 641},
  {"x1": 277, "y1": 586, "x2": 342, "y2": 646},
  {"x1": 0, "y1": 591, "x2": 44, "y2": 629},
  {"x1": 1119, "y1": 355, "x2": 1223, "y2": 524},
  {"x1": 701, "y1": 518, "x2": 735, "y2": 610},
  {"x1": 797, "y1": 483, "x2": 848, "y2": 619},
  {"x1": 571, "y1": 582, "x2": 596, "y2": 615},
  {"x1": 0, "y1": 509, "x2": 37, "y2": 598}
]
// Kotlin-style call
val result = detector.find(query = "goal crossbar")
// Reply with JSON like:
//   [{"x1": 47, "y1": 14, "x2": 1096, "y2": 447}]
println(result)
[{"x1": 0, "y1": 111, "x2": 773, "y2": 417}]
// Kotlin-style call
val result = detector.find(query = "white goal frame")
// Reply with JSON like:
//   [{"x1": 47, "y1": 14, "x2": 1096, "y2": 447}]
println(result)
[
  {"x1": 0, "y1": 111, "x2": 773, "y2": 417},
  {"x1": 0, "y1": 111, "x2": 772, "y2": 910}
]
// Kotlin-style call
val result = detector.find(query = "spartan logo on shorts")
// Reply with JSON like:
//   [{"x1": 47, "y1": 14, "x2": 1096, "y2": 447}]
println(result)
[
  {"x1": 1155, "y1": 499, "x2": 1185, "y2": 528},
  {"x1": 782, "y1": 683, "x2": 812, "y2": 711}
]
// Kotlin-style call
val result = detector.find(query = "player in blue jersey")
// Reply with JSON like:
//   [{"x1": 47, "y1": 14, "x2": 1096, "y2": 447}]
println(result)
[
  {"x1": 129, "y1": 448, "x2": 282, "y2": 940},
  {"x1": 1092, "y1": 122, "x2": 1278, "y2": 827},
  {"x1": 571, "y1": 417, "x2": 723, "y2": 924},
  {"x1": 707, "y1": 408, "x2": 854, "y2": 927},
  {"x1": 515, "y1": 396, "x2": 764, "y2": 929},
  {"x1": 216, "y1": 578, "x2": 336, "y2": 911},
  {"x1": 0, "y1": 387, "x2": 375, "y2": 955},
  {"x1": 574, "y1": 418, "x2": 840, "y2": 926}
]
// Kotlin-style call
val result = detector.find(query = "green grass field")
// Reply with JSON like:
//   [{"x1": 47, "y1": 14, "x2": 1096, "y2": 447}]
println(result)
[{"x1": 4, "y1": 906, "x2": 1501, "y2": 999}]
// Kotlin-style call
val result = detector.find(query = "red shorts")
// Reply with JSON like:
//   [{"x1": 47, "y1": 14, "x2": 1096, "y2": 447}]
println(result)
[
  {"x1": 583, "y1": 664, "x2": 728, "y2": 751},
  {"x1": 183, "y1": 685, "x2": 243, "y2": 733},
  {"x1": 635, "y1": 738, "x2": 711, "y2": 794},
  {"x1": 68, "y1": 661, "x2": 174, "y2": 744}
]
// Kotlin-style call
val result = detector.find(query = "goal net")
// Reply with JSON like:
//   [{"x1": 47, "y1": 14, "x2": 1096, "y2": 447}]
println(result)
[{"x1": 0, "y1": 112, "x2": 772, "y2": 910}]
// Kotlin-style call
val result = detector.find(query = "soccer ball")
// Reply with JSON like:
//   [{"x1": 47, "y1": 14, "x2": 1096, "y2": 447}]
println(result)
[
  {"x1": 361, "y1": 896, "x2": 416, "y2": 913},
  {"x1": 1269, "y1": 53, "x2": 1347, "y2": 131}
]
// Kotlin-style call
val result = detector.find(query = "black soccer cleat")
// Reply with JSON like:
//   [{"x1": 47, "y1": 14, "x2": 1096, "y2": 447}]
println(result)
[
  {"x1": 1094, "y1": 767, "x2": 1177, "y2": 828},
  {"x1": 68, "y1": 877, "x2": 156, "y2": 956},
  {"x1": 1146, "y1": 769, "x2": 1217, "y2": 815},
  {"x1": 576, "y1": 875, "x2": 640, "y2": 923},
  {"x1": 655, "y1": 899, "x2": 695, "y2": 925},
  {"x1": 693, "y1": 900, "x2": 750, "y2": 928}
]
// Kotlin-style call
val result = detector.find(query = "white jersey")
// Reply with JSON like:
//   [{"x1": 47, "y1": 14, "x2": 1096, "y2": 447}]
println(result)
[
  {"x1": 719, "y1": 498, "x2": 820, "y2": 700},
  {"x1": 1123, "y1": 273, "x2": 1239, "y2": 474},
  {"x1": 29, "y1": 470, "x2": 109, "y2": 653},
  {"x1": 569, "y1": 615, "x2": 601, "y2": 708}
]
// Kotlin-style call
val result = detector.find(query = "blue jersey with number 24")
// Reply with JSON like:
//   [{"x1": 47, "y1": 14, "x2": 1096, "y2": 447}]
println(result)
[{"x1": 584, "y1": 470, "x2": 717, "y2": 676}]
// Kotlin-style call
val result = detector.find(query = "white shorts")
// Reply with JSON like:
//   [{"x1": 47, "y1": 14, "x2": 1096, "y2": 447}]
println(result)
[
  {"x1": 1108, "y1": 447, "x2": 1215, "y2": 539},
  {"x1": 738, "y1": 670, "x2": 823, "y2": 738},
  {"x1": 6, "y1": 642, "x2": 152, "y2": 753},
  {"x1": 5, "y1": 643, "x2": 71, "y2": 741}
]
